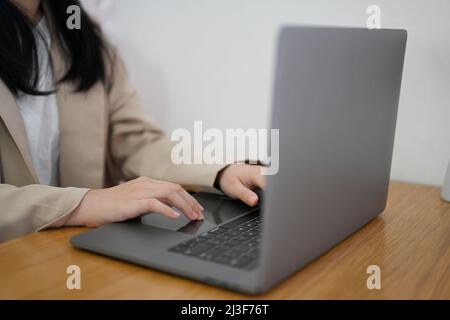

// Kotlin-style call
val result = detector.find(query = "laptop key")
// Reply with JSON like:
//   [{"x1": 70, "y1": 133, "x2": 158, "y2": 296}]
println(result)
[
  {"x1": 236, "y1": 235, "x2": 251, "y2": 242},
  {"x1": 221, "y1": 211, "x2": 260, "y2": 229},
  {"x1": 245, "y1": 231, "x2": 258, "y2": 237},
  {"x1": 200, "y1": 233, "x2": 214, "y2": 239},
  {"x1": 230, "y1": 256, "x2": 254, "y2": 268},
  {"x1": 245, "y1": 240, "x2": 259, "y2": 247},
  {"x1": 177, "y1": 240, "x2": 193, "y2": 247},
  {"x1": 169, "y1": 246, "x2": 185, "y2": 253},
  {"x1": 183, "y1": 243, "x2": 212, "y2": 256},
  {"x1": 233, "y1": 245, "x2": 250, "y2": 252},
  {"x1": 206, "y1": 239, "x2": 222, "y2": 246},
  {"x1": 209, "y1": 227, "x2": 226, "y2": 235},
  {"x1": 215, "y1": 245, "x2": 231, "y2": 252},
  {"x1": 216, "y1": 234, "x2": 232, "y2": 241},
  {"x1": 224, "y1": 230, "x2": 240, "y2": 237},
  {"x1": 226, "y1": 239, "x2": 241, "y2": 246},
  {"x1": 212, "y1": 254, "x2": 233, "y2": 264},
  {"x1": 203, "y1": 248, "x2": 224, "y2": 260}
]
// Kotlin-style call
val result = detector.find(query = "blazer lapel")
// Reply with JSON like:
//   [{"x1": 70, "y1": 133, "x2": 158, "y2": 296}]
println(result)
[
  {"x1": 52, "y1": 46, "x2": 107, "y2": 189},
  {"x1": 0, "y1": 82, "x2": 39, "y2": 183},
  {"x1": 0, "y1": 11, "x2": 107, "y2": 189}
]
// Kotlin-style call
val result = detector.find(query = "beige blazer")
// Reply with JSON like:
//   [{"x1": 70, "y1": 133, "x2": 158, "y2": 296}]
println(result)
[{"x1": 0, "y1": 34, "x2": 225, "y2": 242}]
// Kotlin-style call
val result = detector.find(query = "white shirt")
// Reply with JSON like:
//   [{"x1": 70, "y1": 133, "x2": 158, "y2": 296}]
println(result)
[{"x1": 16, "y1": 18, "x2": 60, "y2": 186}]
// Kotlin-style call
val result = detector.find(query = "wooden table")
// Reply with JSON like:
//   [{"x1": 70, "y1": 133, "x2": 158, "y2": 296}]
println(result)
[{"x1": 0, "y1": 182, "x2": 449, "y2": 299}]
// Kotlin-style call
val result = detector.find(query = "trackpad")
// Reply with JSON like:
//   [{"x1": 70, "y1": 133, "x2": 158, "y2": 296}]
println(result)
[
  {"x1": 139, "y1": 193, "x2": 257, "y2": 236},
  {"x1": 140, "y1": 213, "x2": 193, "y2": 232}
]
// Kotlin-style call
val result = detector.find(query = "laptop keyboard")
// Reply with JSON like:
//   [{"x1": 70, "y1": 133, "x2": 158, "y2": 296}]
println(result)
[{"x1": 169, "y1": 211, "x2": 261, "y2": 270}]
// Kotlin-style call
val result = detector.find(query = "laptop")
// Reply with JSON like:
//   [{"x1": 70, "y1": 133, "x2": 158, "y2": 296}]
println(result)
[{"x1": 71, "y1": 25, "x2": 407, "y2": 294}]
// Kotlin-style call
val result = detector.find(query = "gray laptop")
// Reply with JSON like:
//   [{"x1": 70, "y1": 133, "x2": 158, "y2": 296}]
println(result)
[{"x1": 71, "y1": 26, "x2": 407, "y2": 294}]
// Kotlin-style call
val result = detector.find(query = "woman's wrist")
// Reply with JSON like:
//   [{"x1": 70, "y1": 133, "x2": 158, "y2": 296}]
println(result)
[
  {"x1": 214, "y1": 165, "x2": 231, "y2": 191},
  {"x1": 64, "y1": 189, "x2": 98, "y2": 227}
]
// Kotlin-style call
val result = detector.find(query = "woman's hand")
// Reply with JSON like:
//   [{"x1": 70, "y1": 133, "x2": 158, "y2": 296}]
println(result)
[
  {"x1": 64, "y1": 165, "x2": 265, "y2": 228},
  {"x1": 64, "y1": 177, "x2": 204, "y2": 227},
  {"x1": 218, "y1": 164, "x2": 266, "y2": 206}
]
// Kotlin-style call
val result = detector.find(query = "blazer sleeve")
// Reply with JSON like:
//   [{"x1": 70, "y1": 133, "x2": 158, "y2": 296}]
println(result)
[
  {"x1": 107, "y1": 48, "x2": 226, "y2": 192},
  {"x1": 0, "y1": 184, "x2": 89, "y2": 242}
]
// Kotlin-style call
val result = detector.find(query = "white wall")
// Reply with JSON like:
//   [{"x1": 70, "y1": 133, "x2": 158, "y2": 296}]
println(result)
[{"x1": 85, "y1": 0, "x2": 450, "y2": 186}]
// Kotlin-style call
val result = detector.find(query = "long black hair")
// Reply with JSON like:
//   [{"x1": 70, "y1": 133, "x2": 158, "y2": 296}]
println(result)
[{"x1": 0, "y1": 0, "x2": 109, "y2": 96}]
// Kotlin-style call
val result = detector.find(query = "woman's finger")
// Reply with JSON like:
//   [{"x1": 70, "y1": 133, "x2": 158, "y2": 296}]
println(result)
[
  {"x1": 135, "y1": 182, "x2": 201, "y2": 220},
  {"x1": 230, "y1": 180, "x2": 259, "y2": 206},
  {"x1": 139, "y1": 198, "x2": 181, "y2": 219},
  {"x1": 177, "y1": 189, "x2": 204, "y2": 218},
  {"x1": 166, "y1": 192, "x2": 201, "y2": 220}
]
